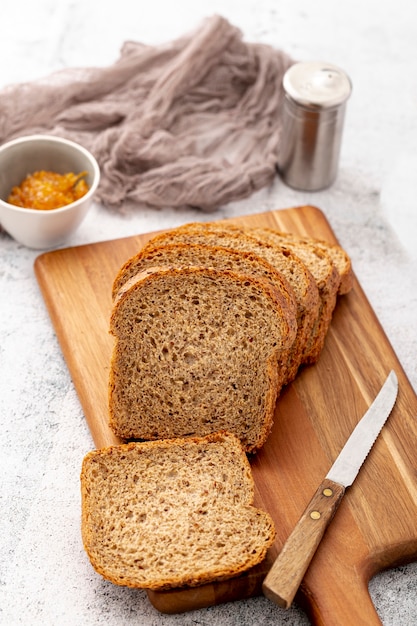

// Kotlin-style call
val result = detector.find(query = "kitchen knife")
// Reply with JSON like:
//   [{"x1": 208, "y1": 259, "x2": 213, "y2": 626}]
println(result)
[{"x1": 262, "y1": 369, "x2": 398, "y2": 609}]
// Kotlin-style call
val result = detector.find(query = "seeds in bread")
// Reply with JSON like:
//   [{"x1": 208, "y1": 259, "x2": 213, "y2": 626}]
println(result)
[
  {"x1": 80, "y1": 432, "x2": 275, "y2": 590},
  {"x1": 109, "y1": 266, "x2": 297, "y2": 452}
]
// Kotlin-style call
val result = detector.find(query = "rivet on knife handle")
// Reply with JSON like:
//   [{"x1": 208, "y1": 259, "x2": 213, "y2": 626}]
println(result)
[
  {"x1": 262, "y1": 478, "x2": 345, "y2": 609},
  {"x1": 262, "y1": 370, "x2": 398, "y2": 610}
]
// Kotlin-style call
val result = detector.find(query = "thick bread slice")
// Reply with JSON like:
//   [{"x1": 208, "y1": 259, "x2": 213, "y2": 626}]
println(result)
[
  {"x1": 81, "y1": 432, "x2": 275, "y2": 590},
  {"x1": 109, "y1": 266, "x2": 297, "y2": 452},
  {"x1": 111, "y1": 242, "x2": 301, "y2": 383},
  {"x1": 126, "y1": 226, "x2": 320, "y2": 382}
]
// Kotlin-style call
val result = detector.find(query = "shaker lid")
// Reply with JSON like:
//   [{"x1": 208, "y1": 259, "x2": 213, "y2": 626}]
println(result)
[{"x1": 283, "y1": 61, "x2": 352, "y2": 108}]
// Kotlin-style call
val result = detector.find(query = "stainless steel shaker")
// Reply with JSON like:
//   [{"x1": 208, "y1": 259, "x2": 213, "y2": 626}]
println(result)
[{"x1": 277, "y1": 62, "x2": 352, "y2": 191}]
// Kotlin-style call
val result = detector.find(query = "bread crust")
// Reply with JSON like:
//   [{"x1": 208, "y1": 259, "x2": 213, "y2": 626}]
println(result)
[
  {"x1": 144, "y1": 221, "x2": 350, "y2": 365},
  {"x1": 109, "y1": 266, "x2": 297, "y2": 452},
  {"x1": 81, "y1": 432, "x2": 275, "y2": 590},
  {"x1": 111, "y1": 241, "x2": 311, "y2": 383},
  {"x1": 246, "y1": 226, "x2": 343, "y2": 362},
  {"x1": 113, "y1": 224, "x2": 322, "y2": 380}
]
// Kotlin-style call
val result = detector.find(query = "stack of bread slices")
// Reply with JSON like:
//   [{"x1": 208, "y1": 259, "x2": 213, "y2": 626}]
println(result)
[
  {"x1": 81, "y1": 219, "x2": 353, "y2": 593},
  {"x1": 108, "y1": 220, "x2": 353, "y2": 453}
]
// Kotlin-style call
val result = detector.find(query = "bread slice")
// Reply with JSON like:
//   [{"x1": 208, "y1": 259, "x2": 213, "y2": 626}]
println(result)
[
  {"x1": 247, "y1": 226, "x2": 353, "y2": 294},
  {"x1": 112, "y1": 242, "x2": 297, "y2": 324},
  {"x1": 119, "y1": 225, "x2": 320, "y2": 383},
  {"x1": 245, "y1": 227, "x2": 341, "y2": 363},
  {"x1": 109, "y1": 266, "x2": 297, "y2": 452},
  {"x1": 146, "y1": 221, "x2": 340, "y2": 365},
  {"x1": 296, "y1": 236, "x2": 352, "y2": 295},
  {"x1": 111, "y1": 241, "x2": 302, "y2": 383},
  {"x1": 81, "y1": 432, "x2": 275, "y2": 590}
]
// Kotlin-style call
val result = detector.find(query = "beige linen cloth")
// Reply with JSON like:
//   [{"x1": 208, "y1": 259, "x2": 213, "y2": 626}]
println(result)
[{"x1": 0, "y1": 15, "x2": 293, "y2": 211}]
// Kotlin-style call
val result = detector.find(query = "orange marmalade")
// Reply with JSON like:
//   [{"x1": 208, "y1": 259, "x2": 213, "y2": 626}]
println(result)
[{"x1": 7, "y1": 170, "x2": 89, "y2": 210}]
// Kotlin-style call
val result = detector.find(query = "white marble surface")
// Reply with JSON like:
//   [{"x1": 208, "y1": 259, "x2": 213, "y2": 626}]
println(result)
[{"x1": 1, "y1": 1, "x2": 417, "y2": 625}]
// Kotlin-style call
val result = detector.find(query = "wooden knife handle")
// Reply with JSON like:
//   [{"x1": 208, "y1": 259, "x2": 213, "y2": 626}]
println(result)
[{"x1": 262, "y1": 478, "x2": 346, "y2": 609}]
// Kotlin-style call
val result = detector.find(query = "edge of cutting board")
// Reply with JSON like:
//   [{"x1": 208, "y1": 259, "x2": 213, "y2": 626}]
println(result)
[{"x1": 34, "y1": 205, "x2": 417, "y2": 625}]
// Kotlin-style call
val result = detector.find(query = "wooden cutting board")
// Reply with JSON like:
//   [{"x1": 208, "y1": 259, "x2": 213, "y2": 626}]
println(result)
[{"x1": 34, "y1": 205, "x2": 417, "y2": 625}]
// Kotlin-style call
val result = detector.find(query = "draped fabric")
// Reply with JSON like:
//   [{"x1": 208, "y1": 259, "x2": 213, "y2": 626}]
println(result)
[{"x1": 0, "y1": 16, "x2": 293, "y2": 211}]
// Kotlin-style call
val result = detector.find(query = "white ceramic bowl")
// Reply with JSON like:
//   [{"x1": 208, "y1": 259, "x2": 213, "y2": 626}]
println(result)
[{"x1": 0, "y1": 134, "x2": 100, "y2": 249}]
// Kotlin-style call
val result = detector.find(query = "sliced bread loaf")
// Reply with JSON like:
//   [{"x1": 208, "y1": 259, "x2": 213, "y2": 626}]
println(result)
[
  {"x1": 245, "y1": 227, "x2": 341, "y2": 363},
  {"x1": 81, "y1": 432, "x2": 275, "y2": 590},
  {"x1": 291, "y1": 234, "x2": 352, "y2": 295},
  {"x1": 120, "y1": 224, "x2": 320, "y2": 382},
  {"x1": 111, "y1": 242, "x2": 302, "y2": 383},
  {"x1": 143, "y1": 221, "x2": 341, "y2": 365},
  {"x1": 109, "y1": 266, "x2": 297, "y2": 452},
  {"x1": 254, "y1": 218, "x2": 353, "y2": 295}
]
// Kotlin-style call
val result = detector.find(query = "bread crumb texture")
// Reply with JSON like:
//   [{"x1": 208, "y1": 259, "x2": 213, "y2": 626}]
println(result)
[
  {"x1": 109, "y1": 266, "x2": 297, "y2": 452},
  {"x1": 83, "y1": 221, "x2": 353, "y2": 591},
  {"x1": 81, "y1": 432, "x2": 275, "y2": 589}
]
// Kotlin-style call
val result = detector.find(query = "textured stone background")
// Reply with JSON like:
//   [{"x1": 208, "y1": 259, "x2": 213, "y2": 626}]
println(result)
[{"x1": 1, "y1": 1, "x2": 416, "y2": 624}]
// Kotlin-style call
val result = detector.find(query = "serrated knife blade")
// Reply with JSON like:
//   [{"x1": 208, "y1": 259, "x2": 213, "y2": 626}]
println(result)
[
  {"x1": 262, "y1": 370, "x2": 398, "y2": 610},
  {"x1": 326, "y1": 370, "x2": 398, "y2": 487}
]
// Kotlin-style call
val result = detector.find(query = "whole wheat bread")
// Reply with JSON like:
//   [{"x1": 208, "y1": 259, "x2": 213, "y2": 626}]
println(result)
[
  {"x1": 245, "y1": 226, "x2": 341, "y2": 362},
  {"x1": 249, "y1": 218, "x2": 353, "y2": 295},
  {"x1": 139, "y1": 221, "x2": 347, "y2": 364},
  {"x1": 117, "y1": 224, "x2": 321, "y2": 381},
  {"x1": 81, "y1": 431, "x2": 275, "y2": 590},
  {"x1": 110, "y1": 242, "x2": 306, "y2": 383},
  {"x1": 109, "y1": 266, "x2": 297, "y2": 452}
]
